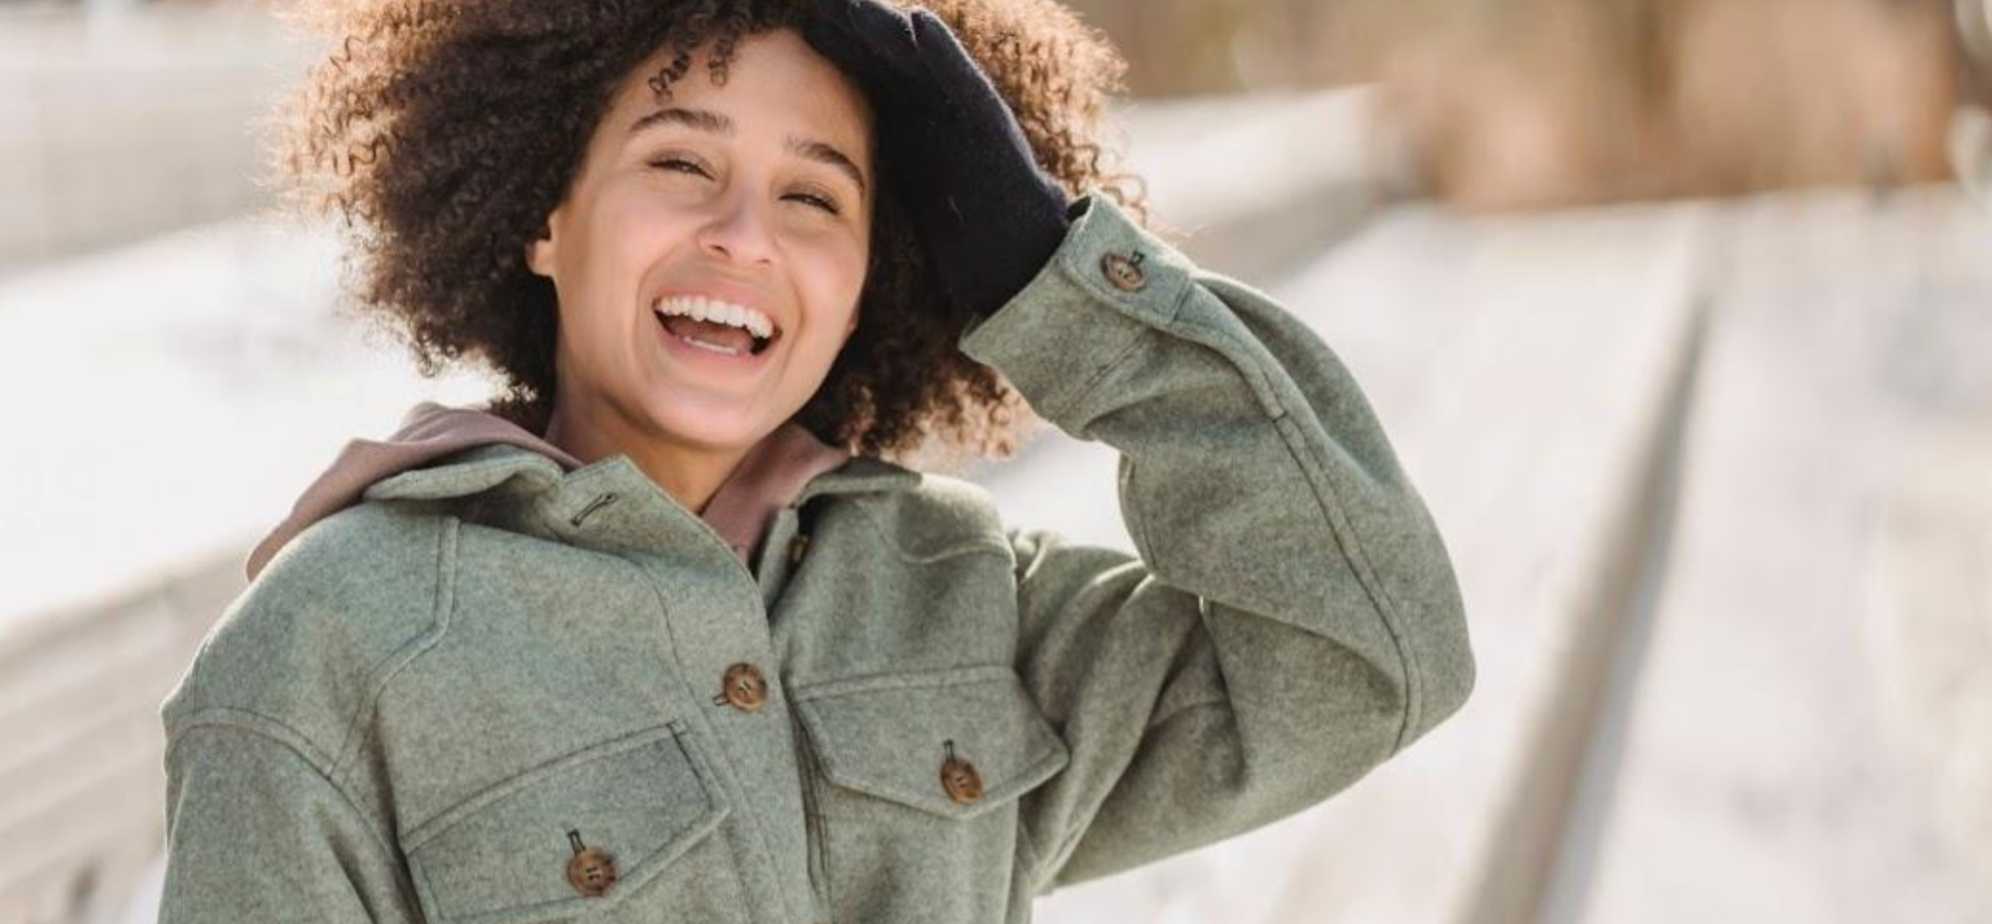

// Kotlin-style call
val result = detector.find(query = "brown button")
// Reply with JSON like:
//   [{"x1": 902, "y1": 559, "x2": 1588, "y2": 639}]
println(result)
[
  {"x1": 720, "y1": 662, "x2": 768, "y2": 713},
  {"x1": 787, "y1": 532, "x2": 810, "y2": 565},
  {"x1": 1101, "y1": 251, "x2": 1147, "y2": 292},
  {"x1": 565, "y1": 831, "x2": 618, "y2": 897},
  {"x1": 939, "y1": 740, "x2": 984, "y2": 805}
]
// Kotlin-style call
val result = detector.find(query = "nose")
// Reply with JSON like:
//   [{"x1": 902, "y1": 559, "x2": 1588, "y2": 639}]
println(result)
[{"x1": 694, "y1": 191, "x2": 778, "y2": 266}]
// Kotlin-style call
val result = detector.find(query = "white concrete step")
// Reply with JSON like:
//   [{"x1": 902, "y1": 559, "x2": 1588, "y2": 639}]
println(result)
[{"x1": 1565, "y1": 188, "x2": 1992, "y2": 924}]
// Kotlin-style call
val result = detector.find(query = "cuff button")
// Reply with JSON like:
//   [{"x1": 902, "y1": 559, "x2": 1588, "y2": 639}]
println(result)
[{"x1": 1102, "y1": 252, "x2": 1147, "y2": 292}]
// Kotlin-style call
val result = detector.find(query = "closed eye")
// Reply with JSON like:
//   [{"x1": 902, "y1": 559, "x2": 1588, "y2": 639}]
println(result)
[
  {"x1": 785, "y1": 191, "x2": 841, "y2": 215},
  {"x1": 649, "y1": 156, "x2": 712, "y2": 178}
]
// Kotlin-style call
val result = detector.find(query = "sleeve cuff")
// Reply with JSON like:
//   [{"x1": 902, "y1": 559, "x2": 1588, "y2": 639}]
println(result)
[{"x1": 957, "y1": 191, "x2": 1197, "y2": 423}]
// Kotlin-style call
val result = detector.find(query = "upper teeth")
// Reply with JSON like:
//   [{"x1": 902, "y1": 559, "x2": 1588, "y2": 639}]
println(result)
[{"x1": 654, "y1": 296, "x2": 774, "y2": 340}]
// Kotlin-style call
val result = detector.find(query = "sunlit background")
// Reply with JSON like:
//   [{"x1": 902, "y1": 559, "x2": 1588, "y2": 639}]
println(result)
[{"x1": 3, "y1": 0, "x2": 1990, "y2": 921}]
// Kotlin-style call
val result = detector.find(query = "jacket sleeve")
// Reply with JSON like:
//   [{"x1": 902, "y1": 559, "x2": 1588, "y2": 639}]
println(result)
[
  {"x1": 159, "y1": 719, "x2": 422, "y2": 923},
  {"x1": 957, "y1": 193, "x2": 1476, "y2": 892}
]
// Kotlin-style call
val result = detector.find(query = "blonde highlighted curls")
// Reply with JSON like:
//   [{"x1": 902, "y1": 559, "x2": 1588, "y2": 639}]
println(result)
[{"x1": 274, "y1": 0, "x2": 1146, "y2": 464}]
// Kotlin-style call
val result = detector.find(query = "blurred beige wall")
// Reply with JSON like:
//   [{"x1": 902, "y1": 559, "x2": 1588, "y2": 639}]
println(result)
[
  {"x1": 1066, "y1": 0, "x2": 1964, "y2": 209},
  {"x1": 0, "y1": 0, "x2": 308, "y2": 273}
]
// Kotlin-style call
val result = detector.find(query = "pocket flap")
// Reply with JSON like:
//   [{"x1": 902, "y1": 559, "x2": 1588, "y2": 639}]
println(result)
[
  {"x1": 402, "y1": 720, "x2": 729, "y2": 924},
  {"x1": 793, "y1": 665, "x2": 1070, "y2": 820}
]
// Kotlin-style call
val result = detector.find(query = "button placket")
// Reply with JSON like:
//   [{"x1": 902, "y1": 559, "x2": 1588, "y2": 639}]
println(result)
[{"x1": 716, "y1": 662, "x2": 770, "y2": 713}]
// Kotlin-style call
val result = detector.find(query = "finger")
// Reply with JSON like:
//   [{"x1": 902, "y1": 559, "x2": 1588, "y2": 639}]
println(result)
[
  {"x1": 834, "y1": 0, "x2": 918, "y2": 50},
  {"x1": 804, "y1": 0, "x2": 922, "y2": 89},
  {"x1": 906, "y1": 10, "x2": 974, "y2": 71},
  {"x1": 906, "y1": 11, "x2": 1003, "y2": 104},
  {"x1": 800, "y1": 16, "x2": 895, "y2": 88},
  {"x1": 907, "y1": 10, "x2": 1025, "y2": 136},
  {"x1": 808, "y1": 0, "x2": 915, "y2": 62}
]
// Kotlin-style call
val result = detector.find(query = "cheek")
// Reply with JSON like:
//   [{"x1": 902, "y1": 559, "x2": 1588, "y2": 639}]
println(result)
[
  {"x1": 555, "y1": 197, "x2": 694, "y2": 357},
  {"x1": 598, "y1": 193, "x2": 700, "y2": 277},
  {"x1": 791, "y1": 233, "x2": 870, "y2": 333}
]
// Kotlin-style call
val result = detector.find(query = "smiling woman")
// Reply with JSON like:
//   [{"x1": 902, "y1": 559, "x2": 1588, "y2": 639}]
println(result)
[
  {"x1": 525, "y1": 28, "x2": 878, "y2": 510},
  {"x1": 156, "y1": 1, "x2": 1475, "y2": 923},
  {"x1": 277, "y1": 0, "x2": 1139, "y2": 473}
]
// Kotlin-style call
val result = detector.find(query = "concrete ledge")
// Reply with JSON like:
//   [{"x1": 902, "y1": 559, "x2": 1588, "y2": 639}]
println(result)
[
  {"x1": 0, "y1": 557, "x2": 235, "y2": 924},
  {"x1": 1573, "y1": 188, "x2": 1992, "y2": 923},
  {"x1": 0, "y1": 2, "x2": 314, "y2": 273}
]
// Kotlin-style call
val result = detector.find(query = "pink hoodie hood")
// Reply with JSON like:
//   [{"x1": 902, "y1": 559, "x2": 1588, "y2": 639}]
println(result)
[{"x1": 246, "y1": 401, "x2": 852, "y2": 581}]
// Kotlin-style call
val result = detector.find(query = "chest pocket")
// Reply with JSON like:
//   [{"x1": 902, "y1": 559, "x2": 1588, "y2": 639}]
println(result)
[
  {"x1": 793, "y1": 665, "x2": 1069, "y2": 818},
  {"x1": 790, "y1": 665, "x2": 1070, "y2": 920},
  {"x1": 400, "y1": 720, "x2": 733, "y2": 924}
]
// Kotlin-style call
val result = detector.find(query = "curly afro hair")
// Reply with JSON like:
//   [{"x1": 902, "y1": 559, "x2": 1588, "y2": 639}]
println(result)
[{"x1": 274, "y1": 0, "x2": 1146, "y2": 465}]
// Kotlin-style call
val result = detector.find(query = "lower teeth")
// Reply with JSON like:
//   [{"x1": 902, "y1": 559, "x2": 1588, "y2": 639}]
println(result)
[{"x1": 678, "y1": 334, "x2": 742, "y2": 356}]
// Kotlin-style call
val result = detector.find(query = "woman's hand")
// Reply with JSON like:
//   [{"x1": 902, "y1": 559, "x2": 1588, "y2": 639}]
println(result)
[{"x1": 803, "y1": 0, "x2": 1072, "y2": 318}]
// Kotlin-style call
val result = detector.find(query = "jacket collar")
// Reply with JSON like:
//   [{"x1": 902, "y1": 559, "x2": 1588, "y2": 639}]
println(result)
[
  {"x1": 245, "y1": 401, "x2": 923, "y2": 582},
  {"x1": 357, "y1": 442, "x2": 923, "y2": 506},
  {"x1": 356, "y1": 441, "x2": 924, "y2": 575}
]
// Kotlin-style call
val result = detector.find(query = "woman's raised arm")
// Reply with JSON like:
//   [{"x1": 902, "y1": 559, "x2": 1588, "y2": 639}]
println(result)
[{"x1": 959, "y1": 192, "x2": 1477, "y2": 891}]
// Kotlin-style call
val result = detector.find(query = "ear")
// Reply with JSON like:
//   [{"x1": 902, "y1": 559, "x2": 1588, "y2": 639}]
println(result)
[{"x1": 525, "y1": 221, "x2": 557, "y2": 278}]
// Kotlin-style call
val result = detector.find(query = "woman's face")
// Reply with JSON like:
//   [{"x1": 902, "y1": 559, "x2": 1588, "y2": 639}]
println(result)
[{"x1": 528, "y1": 27, "x2": 873, "y2": 456}]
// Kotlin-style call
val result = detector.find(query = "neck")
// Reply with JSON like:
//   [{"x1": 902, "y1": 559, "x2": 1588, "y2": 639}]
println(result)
[{"x1": 542, "y1": 399, "x2": 750, "y2": 517}]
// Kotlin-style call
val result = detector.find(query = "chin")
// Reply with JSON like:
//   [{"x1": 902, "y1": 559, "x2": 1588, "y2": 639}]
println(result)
[{"x1": 639, "y1": 396, "x2": 780, "y2": 453}]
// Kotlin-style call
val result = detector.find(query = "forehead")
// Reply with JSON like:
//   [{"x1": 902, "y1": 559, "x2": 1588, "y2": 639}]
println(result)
[{"x1": 613, "y1": 27, "x2": 872, "y2": 147}]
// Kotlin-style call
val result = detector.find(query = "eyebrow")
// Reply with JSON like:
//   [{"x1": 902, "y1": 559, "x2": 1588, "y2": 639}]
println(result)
[{"x1": 629, "y1": 106, "x2": 868, "y2": 195}]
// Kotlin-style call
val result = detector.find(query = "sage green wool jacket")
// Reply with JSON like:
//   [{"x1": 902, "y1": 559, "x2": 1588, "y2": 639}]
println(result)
[{"x1": 157, "y1": 194, "x2": 1475, "y2": 924}]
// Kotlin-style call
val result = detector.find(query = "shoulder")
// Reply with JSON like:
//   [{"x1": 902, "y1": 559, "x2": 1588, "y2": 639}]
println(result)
[
  {"x1": 160, "y1": 501, "x2": 454, "y2": 768},
  {"x1": 836, "y1": 467, "x2": 1014, "y2": 563}
]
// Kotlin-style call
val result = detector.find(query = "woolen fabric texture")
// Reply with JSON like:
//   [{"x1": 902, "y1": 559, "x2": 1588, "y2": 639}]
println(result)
[{"x1": 157, "y1": 192, "x2": 1476, "y2": 924}]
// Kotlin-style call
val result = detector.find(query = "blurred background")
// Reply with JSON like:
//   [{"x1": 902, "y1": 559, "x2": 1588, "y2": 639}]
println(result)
[{"x1": 2, "y1": 0, "x2": 1990, "y2": 921}]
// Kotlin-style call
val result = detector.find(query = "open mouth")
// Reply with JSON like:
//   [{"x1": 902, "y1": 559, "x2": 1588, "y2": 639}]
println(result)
[{"x1": 653, "y1": 295, "x2": 780, "y2": 358}]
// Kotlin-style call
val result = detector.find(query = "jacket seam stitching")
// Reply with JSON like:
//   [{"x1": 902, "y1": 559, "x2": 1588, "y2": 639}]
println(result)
[
  {"x1": 397, "y1": 721, "x2": 690, "y2": 850},
  {"x1": 623, "y1": 556, "x2": 805, "y2": 924},
  {"x1": 364, "y1": 453, "x2": 561, "y2": 500},
  {"x1": 1016, "y1": 811, "x2": 1051, "y2": 896},
  {"x1": 1273, "y1": 399, "x2": 1425, "y2": 751},
  {"x1": 1145, "y1": 693, "x2": 1232, "y2": 732},
  {"x1": 1061, "y1": 323, "x2": 1153, "y2": 422},
  {"x1": 790, "y1": 663, "x2": 1016, "y2": 701},
  {"x1": 168, "y1": 722, "x2": 409, "y2": 899},
  {"x1": 1160, "y1": 309, "x2": 1289, "y2": 421},
  {"x1": 797, "y1": 701, "x2": 1064, "y2": 819},
  {"x1": 168, "y1": 707, "x2": 337, "y2": 770},
  {"x1": 1139, "y1": 293, "x2": 1426, "y2": 752},
  {"x1": 1043, "y1": 277, "x2": 1192, "y2": 422},
  {"x1": 1039, "y1": 696, "x2": 1232, "y2": 882},
  {"x1": 329, "y1": 514, "x2": 459, "y2": 785},
  {"x1": 847, "y1": 498, "x2": 1013, "y2": 564}
]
